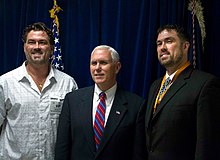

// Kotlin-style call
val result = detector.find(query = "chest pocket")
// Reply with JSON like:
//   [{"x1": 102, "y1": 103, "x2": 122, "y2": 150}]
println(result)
[{"x1": 49, "y1": 92, "x2": 65, "y2": 119}]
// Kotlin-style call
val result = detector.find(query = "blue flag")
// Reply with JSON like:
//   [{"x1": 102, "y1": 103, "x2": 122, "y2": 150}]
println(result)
[
  {"x1": 52, "y1": 21, "x2": 64, "y2": 70},
  {"x1": 49, "y1": 0, "x2": 64, "y2": 70}
]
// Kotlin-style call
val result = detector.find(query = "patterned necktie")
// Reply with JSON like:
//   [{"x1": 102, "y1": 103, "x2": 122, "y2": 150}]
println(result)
[
  {"x1": 94, "y1": 92, "x2": 106, "y2": 150},
  {"x1": 158, "y1": 77, "x2": 171, "y2": 101}
]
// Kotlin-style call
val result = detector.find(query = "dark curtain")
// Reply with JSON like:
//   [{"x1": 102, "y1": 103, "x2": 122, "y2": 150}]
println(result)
[{"x1": 1, "y1": 0, "x2": 219, "y2": 98}]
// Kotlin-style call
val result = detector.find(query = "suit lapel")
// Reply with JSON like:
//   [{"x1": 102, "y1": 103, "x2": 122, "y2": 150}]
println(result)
[
  {"x1": 152, "y1": 78, "x2": 186, "y2": 118},
  {"x1": 79, "y1": 87, "x2": 97, "y2": 154},
  {"x1": 152, "y1": 66, "x2": 193, "y2": 119},
  {"x1": 96, "y1": 88, "x2": 128, "y2": 155},
  {"x1": 145, "y1": 79, "x2": 161, "y2": 128}
]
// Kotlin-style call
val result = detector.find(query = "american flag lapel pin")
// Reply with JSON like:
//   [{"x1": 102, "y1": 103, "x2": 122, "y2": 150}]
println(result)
[{"x1": 116, "y1": 111, "x2": 121, "y2": 115}]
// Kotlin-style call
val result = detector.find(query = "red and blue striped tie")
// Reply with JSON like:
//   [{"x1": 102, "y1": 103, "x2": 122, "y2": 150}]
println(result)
[{"x1": 94, "y1": 92, "x2": 106, "y2": 150}]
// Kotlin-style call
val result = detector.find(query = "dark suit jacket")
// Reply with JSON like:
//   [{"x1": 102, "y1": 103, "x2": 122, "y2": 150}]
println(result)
[
  {"x1": 145, "y1": 66, "x2": 220, "y2": 160},
  {"x1": 55, "y1": 86, "x2": 147, "y2": 160}
]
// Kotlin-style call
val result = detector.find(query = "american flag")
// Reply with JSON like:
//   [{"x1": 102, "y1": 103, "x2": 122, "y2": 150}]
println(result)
[
  {"x1": 52, "y1": 21, "x2": 64, "y2": 70},
  {"x1": 49, "y1": 0, "x2": 64, "y2": 70}
]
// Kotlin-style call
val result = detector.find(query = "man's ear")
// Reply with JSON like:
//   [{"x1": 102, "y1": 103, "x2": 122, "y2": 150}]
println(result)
[
  {"x1": 184, "y1": 41, "x2": 190, "y2": 50},
  {"x1": 115, "y1": 62, "x2": 121, "y2": 74}
]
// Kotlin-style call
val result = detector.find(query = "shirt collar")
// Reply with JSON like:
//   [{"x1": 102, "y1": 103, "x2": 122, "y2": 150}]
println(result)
[
  {"x1": 18, "y1": 61, "x2": 56, "y2": 83},
  {"x1": 94, "y1": 83, "x2": 117, "y2": 101},
  {"x1": 165, "y1": 70, "x2": 177, "y2": 81}
]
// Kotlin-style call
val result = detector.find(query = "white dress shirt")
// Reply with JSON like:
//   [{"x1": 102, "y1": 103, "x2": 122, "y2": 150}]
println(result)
[{"x1": 92, "y1": 83, "x2": 117, "y2": 126}]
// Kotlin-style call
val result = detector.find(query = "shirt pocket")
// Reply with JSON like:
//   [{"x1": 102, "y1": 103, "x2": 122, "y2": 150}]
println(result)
[{"x1": 49, "y1": 92, "x2": 65, "y2": 119}]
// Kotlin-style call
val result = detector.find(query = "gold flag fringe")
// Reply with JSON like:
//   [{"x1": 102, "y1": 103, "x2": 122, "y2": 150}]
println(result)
[
  {"x1": 49, "y1": 0, "x2": 63, "y2": 33},
  {"x1": 188, "y1": 0, "x2": 206, "y2": 68}
]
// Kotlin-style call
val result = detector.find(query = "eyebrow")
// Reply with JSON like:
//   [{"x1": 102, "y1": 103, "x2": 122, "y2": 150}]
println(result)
[{"x1": 156, "y1": 36, "x2": 175, "y2": 43}]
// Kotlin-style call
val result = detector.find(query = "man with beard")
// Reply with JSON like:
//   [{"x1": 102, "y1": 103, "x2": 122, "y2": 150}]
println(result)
[
  {"x1": 145, "y1": 24, "x2": 220, "y2": 160},
  {"x1": 0, "y1": 22, "x2": 78, "y2": 159}
]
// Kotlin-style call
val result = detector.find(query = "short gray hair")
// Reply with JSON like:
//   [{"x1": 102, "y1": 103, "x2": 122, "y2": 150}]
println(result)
[{"x1": 91, "y1": 45, "x2": 120, "y2": 63}]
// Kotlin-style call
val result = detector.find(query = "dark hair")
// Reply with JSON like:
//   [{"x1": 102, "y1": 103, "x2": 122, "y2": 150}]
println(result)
[
  {"x1": 157, "y1": 24, "x2": 190, "y2": 42},
  {"x1": 22, "y1": 22, "x2": 54, "y2": 45}
]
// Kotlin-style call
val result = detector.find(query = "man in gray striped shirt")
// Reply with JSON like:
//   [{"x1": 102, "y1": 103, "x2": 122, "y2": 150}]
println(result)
[{"x1": 0, "y1": 22, "x2": 78, "y2": 160}]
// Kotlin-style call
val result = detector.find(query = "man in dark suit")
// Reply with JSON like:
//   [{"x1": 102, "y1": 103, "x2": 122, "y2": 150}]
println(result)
[
  {"x1": 55, "y1": 45, "x2": 147, "y2": 160},
  {"x1": 145, "y1": 24, "x2": 220, "y2": 160}
]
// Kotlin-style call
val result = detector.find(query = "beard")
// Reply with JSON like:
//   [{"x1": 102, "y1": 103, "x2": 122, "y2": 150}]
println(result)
[
  {"x1": 25, "y1": 52, "x2": 50, "y2": 65},
  {"x1": 159, "y1": 51, "x2": 183, "y2": 68}
]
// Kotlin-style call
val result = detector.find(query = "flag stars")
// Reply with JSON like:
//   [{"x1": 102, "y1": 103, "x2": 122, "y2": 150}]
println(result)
[
  {"x1": 57, "y1": 54, "x2": 62, "y2": 61},
  {"x1": 52, "y1": 20, "x2": 64, "y2": 70},
  {"x1": 54, "y1": 37, "x2": 59, "y2": 44},
  {"x1": 55, "y1": 62, "x2": 60, "y2": 68},
  {"x1": 54, "y1": 47, "x2": 61, "y2": 53}
]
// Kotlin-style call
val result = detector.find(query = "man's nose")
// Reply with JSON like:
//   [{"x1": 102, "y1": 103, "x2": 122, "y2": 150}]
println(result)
[
  {"x1": 33, "y1": 42, "x2": 40, "y2": 48},
  {"x1": 95, "y1": 63, "x2": 101, "y2": 70},
  {"x1": 160, "y1": 42, "x2": 167, "y2": 51}
]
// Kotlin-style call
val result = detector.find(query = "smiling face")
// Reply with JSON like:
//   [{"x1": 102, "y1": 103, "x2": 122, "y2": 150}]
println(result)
[
  {"x1": 24, "y1": 30, "x2": 54, "y2": 66},
  {"x1": 156, "y1": 29, "x2": 189, "y2": 74},
  {"x1": 90, "y1": 48, "x2": 121, "y2": 91}
]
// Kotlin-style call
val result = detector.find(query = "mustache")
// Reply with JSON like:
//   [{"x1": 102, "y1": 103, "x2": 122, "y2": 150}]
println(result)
[
  {"x1": 32, "y1": 49, "x2": 43, "y2": 54},
  {"x1": 161, "y1": 48, "x2": 169, "y2": 52},
  {"x1": 160, "y1": 51, "x2": 170, "y2": 57}
]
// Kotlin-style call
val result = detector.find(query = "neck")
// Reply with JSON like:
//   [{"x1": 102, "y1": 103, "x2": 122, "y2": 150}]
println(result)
[
  {"x1": 26, "y1": 63, "x2": 50, "y2": 91},
  {"x1": 26, "y1": 63, "x2": 50, "y2": 78},
  {"x1": 166, "y1": 61, "x2": 190, "y2": 76},
  {"x1": 97, "y1": 81, "x2": 116, "y2": 92},
  {"x1": 166, "y1": 60, "x2": 189, "y2": 75}
]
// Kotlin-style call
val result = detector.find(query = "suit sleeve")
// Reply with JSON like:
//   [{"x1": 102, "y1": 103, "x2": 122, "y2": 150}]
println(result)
[
  {"x1": 55, "y1": 93, "x2": 72, "y2": 160},
  {"x1": 196, "y1": 77, "x2": 220, "y2": 159},
  {"x1": 132, "y1": 99, "x2": 148, "y2": 160}
]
